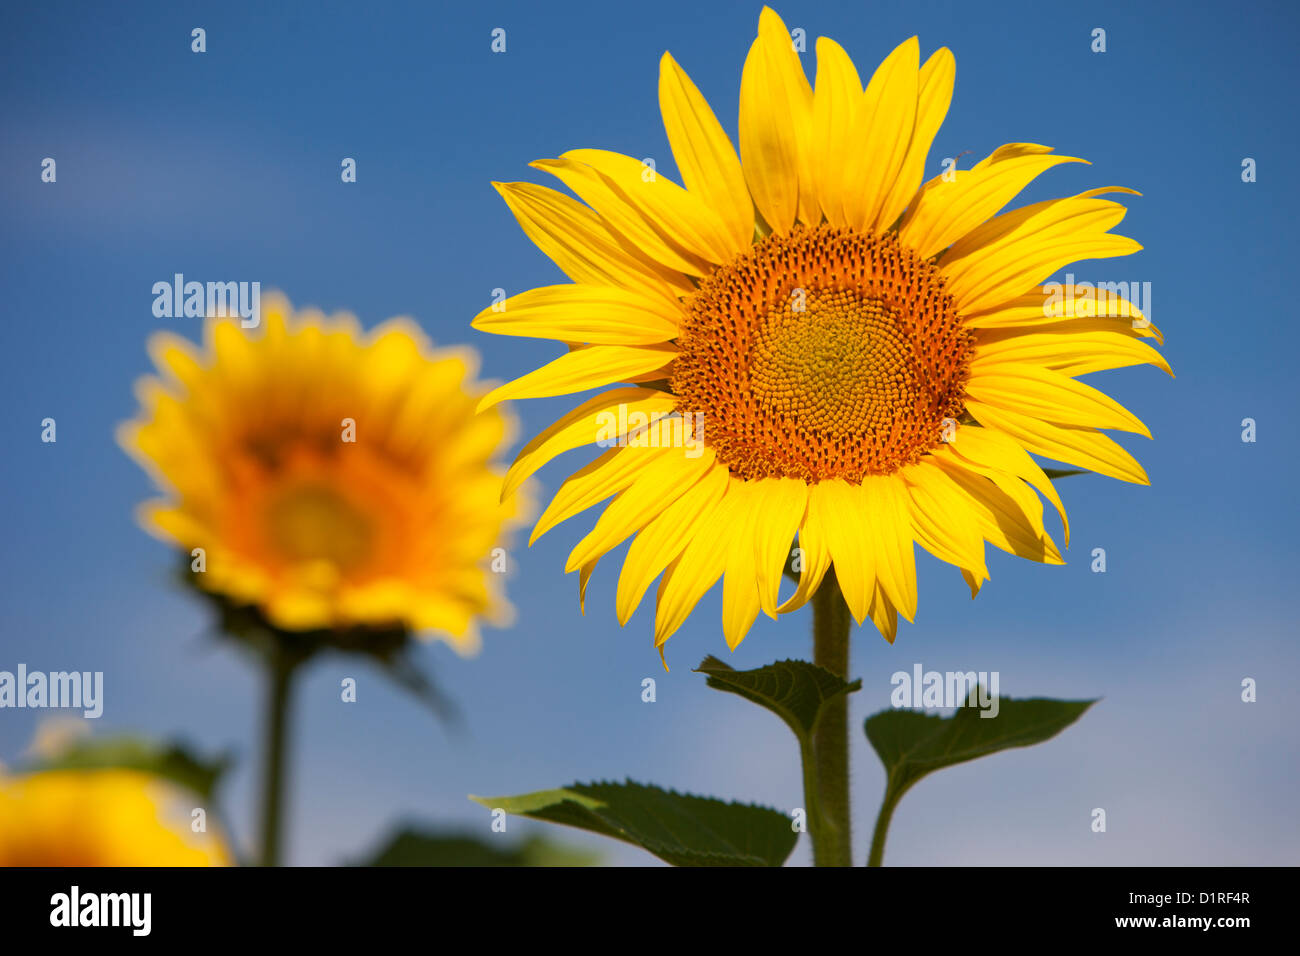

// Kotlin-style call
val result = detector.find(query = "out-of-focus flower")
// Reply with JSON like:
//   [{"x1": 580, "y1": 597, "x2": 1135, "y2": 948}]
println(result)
[
  {"x1": 120, "y1": 293, "x2": 530, "y2": 654},
  {"x1": 0, "y1": 769, "x2": 229, "y2": 866}
]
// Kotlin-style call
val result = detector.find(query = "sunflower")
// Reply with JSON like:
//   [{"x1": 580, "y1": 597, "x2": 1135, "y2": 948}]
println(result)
[
  {"x1": 473, "y1": 7, "x2": 1168, "y2": 658},
  {"x1": 0, "y1": 768, "x2": 229, "y2": 866},
  {"x1": 120, "y1": 294, "x2": 529, "y2": 653}
]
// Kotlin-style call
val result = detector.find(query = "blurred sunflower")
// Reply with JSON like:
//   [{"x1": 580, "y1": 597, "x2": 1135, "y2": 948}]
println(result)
[
  {"x1": 474, "y1": 7, "x2": 1168, "y2": 657},
  {"x1": 0, "y1": 769, "x2": 229, "y2": 866},
  {"x1": 120, "y1": 293, "x2": 529, "y2": 654}
]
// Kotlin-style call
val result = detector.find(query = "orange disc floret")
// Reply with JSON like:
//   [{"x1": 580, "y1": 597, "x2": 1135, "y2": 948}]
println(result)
[{"x1": 671, "y1": 224, "x2": 974, "y2": 482}]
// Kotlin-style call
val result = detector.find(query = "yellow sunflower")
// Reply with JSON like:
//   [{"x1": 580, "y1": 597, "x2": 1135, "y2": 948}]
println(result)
[
  {"x1": 473, "y1": 7, "x2": 1169, "y2": 658},
  {"x1": 120, "y1": 293, "x2": 530, "y2": 653},
  {"x1": 0, "y1": 769, "x2": 229, "y2": 866}
]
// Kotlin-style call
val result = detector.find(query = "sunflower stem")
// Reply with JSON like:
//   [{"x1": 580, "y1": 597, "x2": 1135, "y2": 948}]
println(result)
[
  {"x1": 810, "y1": 572, "x2": 853, "y2": 867},
  {"x1": 867, "y1": 791, "x2": 898, "y2": 867},
  {"x1": 258, "y1": 641, "x2": 298, "y2": 867}
]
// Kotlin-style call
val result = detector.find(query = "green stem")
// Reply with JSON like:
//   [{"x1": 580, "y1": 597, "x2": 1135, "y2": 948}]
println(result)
[
  {"x1": 258, "y1": 644, "x2": 297, "y2": 867},
  {"x1": 810, "y1": 572, "x2": 853, "y2": 867},
  {"x1": 867, "y1": 791, "x2": 898, "y2": 867}
]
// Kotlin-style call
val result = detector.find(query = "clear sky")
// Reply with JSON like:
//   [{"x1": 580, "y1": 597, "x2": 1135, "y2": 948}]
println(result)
[{"x1": 2, "y1": 0, "x2": 1297, "y2": 865}]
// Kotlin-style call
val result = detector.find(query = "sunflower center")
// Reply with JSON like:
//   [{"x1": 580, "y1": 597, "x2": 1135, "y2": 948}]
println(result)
[
  {"x1": 671, "y1": 224, "x2": 973, "y2": 482},
  {"x1": 264, "y1": 483, "x2": 374, "y2": 571}
]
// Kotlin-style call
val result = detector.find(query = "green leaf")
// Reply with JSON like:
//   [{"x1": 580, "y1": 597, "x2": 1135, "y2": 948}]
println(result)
[
  {"x1": 866, "y1": 694, "x2": 1095, "y2": 801},
  {"x1": 355, "y1": 830, "x2": 600, "y2": 867},
  {"x1": 864, "y1": 693, "x2": 1095, "y2": 864},
  {"x1": 1042, "y1": 468, "x2": 1088, "y2": 479},
  {"x1": 696, "y1": 655, "x2": 860, "y2": 745},
  {"x1": 25, "y1": 736, "x2": 231, "y2": 803},
  {"x1": 470, "y1": 780, "x2": 797, "y2": 867}
]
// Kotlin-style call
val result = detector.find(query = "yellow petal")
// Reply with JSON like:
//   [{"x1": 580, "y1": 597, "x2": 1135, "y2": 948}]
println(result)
[
  {"x1": 901, "y1": 459, "x2": 988, "y2": 582},
  {"x1": 966, "y1": 363, "x2": 1151, "y2": 436},
  {"x1": 562, "y1": 149, "x2": 742, "y2": 264},
  {"x1": 763, "y1": 7, "x2": 816, "y2": 224},
  {"x1": 531, "y1": 444, "x2": 673, "y2": 545},
  {"x1": 776, "y1": 499, "x2": 832, "y2": 614},
  {"x1": 861, "y1": 475, "x2": 917, "y2": 621},
  {"x1": 739, "y1": 12, "x2": 813, "y2": 235},
  {"x1": 840, "y1": 37, "x2": 918, "y2": 233},
  {"x1": 209, "y1": 319, "x2": 258, "y2": 386},
  {"x1": 966, "y1": 399, "x2": 1150, "y2": 485},
  {"x1": 721, "y1": 482, "x2": 764, "y2": 649},
  {"x1": 867, "y1": 582, "x2": 899, "y2": 644},
  {"x1": 493, "y1": 181, "x2": 692, "y2": 304},
  {"x1": 899, "y1": 147, "x2": 1084, "y2": 259},
  {"x1": 811, "y1": 479, "x2": 875, "y2": 624},
  {"x1": 503, "y1": 387, "x2": 677, "y2": 500},
  {"x1": 973, "y1": 327, "x2": 1171, "y2": 378},
  {"x1": 565, "y1": 446, "x2": 717, "y2": 573},
  {"x1": 940, "y1": 423, "x2": 1069, "y2": 545},
  {"x1": 972, "y1": 142, "x2": 1057, "y2": 170},
  {"x1": 811, "y1": 36, "x2": 862, "y2": 227},
  {"x1": 616, "y1": 463, "x2": 729, "y2": 624},
  {"x1": 944, "y1": 187, "x2": 1136, "y2": 259},
  {"x1": 578, "y1": 556, "x2": 600, "y2": 615},
  {"x1": 964, "y1": 286, "x2": 1162, "y2": 344},
  {"x1": 934, "y1": 457, "x2": 1064, "y2": 564},
  {"x1": 940, "y1": 192, "x2": 1142, "y2": 313},
  {"x1": 477, "y1": 344, "x2": 676, "y2": 412},
  {"x1": 471, "y1": 284, "x2": 682, "y2": 345},
  {"x1": 750, "y1": 477, "x2": 808, "y2": 617},
  {"x1": 878, "y1": 46, "x2": 955, "y2": 232},
  {"x1": 659, "y1": 52, "x2": 754, "y2": 250},
  {"x1": 654, "y1": 480, "x2": 748, "y2": 645},
  {"x1": 146, "y1": 332, "x2": 206, "y2": 390},
  {"x1": 532, "y1": 157, "x2": 711, "y2": 276}
]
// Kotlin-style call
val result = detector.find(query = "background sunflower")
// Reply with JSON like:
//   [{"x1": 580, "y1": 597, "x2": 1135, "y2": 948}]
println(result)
[
  {"x1": 0, "y1": 768, "x2": 229, "y2": 866},
  {"x1": 119, "y1": 293, "x2": 528, "y2": 653}
]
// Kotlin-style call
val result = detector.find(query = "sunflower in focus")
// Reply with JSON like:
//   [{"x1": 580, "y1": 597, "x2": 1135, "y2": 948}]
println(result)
[
  {"x1": 0, "y1": 769, "x2": 229, "y2": 866},
  {"x1": 474, "y1": 7, "x2": 1169, "y2": 657},
  {"x1": 120, "y1": 294, "x2": 529, "y2": 653}
]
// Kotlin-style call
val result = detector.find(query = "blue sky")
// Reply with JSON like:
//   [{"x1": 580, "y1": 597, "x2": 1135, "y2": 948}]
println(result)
[{"x1": 2, "y1": 0, "x2": 1297, "y2": 865}]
